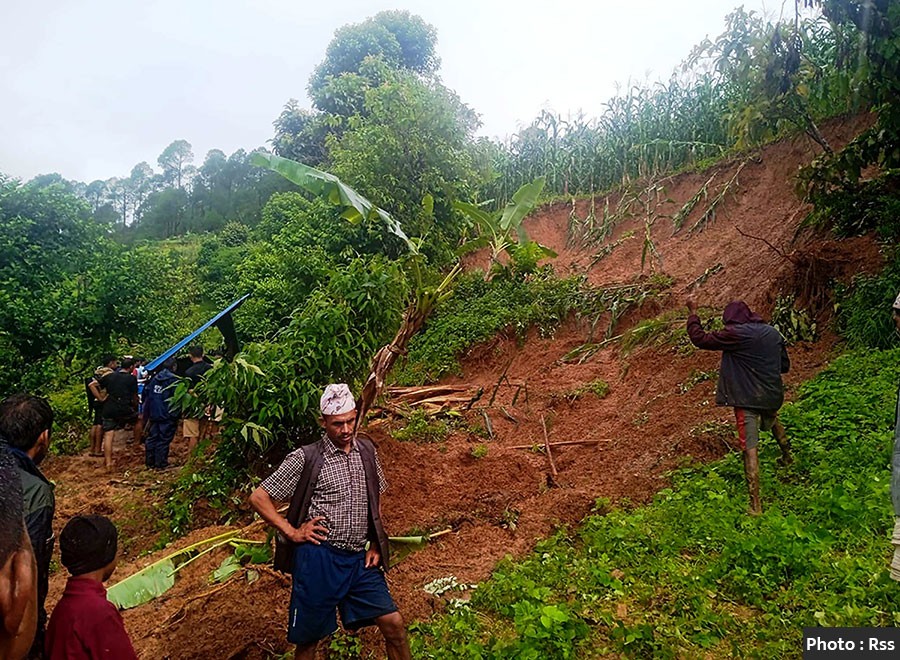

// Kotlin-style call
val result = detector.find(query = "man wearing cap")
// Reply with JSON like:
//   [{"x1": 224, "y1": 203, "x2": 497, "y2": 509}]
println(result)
[
  {"x1": 890, "y1": 293, "x2": 900, "y2": 581},
  {"x1": 45, "y1": 515, "x2": 137, "y2": 660},
  {"x1": 686, "y1": 298, "x2": 792, "y2": 515},
  {"x1": 249, "y1": 384, "x2": 410, "y2": 660}
]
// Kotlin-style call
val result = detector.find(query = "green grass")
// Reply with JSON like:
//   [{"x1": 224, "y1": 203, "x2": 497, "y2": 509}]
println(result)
[{"x1": 411, "y1": 349, "x2": 900, "y2": 658}]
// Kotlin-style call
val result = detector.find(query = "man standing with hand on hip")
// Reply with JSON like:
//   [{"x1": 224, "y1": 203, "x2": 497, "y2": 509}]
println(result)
[{"x1": 249, "y1": 384, "x2": 410, "y2": 660}]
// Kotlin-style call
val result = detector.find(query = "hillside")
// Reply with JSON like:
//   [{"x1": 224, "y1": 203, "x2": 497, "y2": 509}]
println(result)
[{"x1": 41, "y1": 114, "x2": 887, "y2": 658}]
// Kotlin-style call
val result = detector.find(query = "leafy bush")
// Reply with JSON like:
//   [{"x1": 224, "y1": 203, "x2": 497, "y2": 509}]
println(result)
[
  {"x1": 396, "y1": 270, "x2": 587, "y2": 384},
  {"x1": 836, "y1": 247, "x2": 900, "y2": 349},
  {"x1": 393, "y1": 409, "x2": 449, "y2": 443},
  {"x1": 47, "y1": 382, "x2": 90, "y2": 455},
  {"x1": 165, "y1": 257, "x2": 408, "y2": 535}
]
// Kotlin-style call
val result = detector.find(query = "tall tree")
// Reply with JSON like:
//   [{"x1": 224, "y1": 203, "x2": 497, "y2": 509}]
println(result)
[
  {"x1": 129, "y1": 161, "x2": 155, "y2": 221},
  {"x1": 157, "y1": 139, "x2": 194, "y2": 189},
  {"x1": 307, "y1": 11, "x2": 439, "y2": 117}
]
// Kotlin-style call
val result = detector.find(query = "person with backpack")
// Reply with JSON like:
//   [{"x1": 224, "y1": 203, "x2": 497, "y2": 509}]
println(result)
[
  {"x1": 248, "y1": 384, "x2": 409, "y2": 660},
  {"x1": 686, "y1": 298, "x2": 792, "y2": 515},
  {"x1": 142, "y1": 357, "x2": 180, "y2": 470}
]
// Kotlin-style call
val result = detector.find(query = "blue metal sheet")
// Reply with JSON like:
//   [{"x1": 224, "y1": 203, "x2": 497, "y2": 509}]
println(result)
[{"x1": 145, "y1": 293, "x2": 250, "y2": 372}]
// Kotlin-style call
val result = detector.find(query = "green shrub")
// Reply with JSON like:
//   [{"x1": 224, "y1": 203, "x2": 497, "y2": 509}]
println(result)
[
  {"x1": 836, "y1": 247, "x2": 900, "y2": 349},
  {"x1": 396, "y1": 270, "x2": 591, "y2": 384},
  {"x1": 393, "y1": 409, "x2": 449, "y2": 443},
  {"x1": 48, "y1": 382, "x2": 90, "y2": 455}
]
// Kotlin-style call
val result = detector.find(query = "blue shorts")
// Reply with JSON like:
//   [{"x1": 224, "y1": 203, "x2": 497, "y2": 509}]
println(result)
[{"x1": 288, "y1": 542, "x2": 397, "y2": 645}]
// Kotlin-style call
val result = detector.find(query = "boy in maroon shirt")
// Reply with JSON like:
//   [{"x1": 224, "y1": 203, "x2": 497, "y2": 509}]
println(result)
[{"x1": 45, "y1": 515, "x2": 137, "y2": 659}]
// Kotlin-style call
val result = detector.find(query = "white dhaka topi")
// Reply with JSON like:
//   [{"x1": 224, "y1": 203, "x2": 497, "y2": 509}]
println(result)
[{"x1": 320, "y1": 383, "x2": 356, "y2": 416}]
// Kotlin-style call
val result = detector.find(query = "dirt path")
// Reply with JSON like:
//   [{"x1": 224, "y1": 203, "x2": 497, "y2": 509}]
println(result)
[{"x1": 41, "y1": 114, "x2": 883, "y2": 659}]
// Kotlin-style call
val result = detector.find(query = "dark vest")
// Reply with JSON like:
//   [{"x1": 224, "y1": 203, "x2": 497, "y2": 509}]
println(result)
[{"x1": 283, "y1": 433, "x2": 390, "y2": 571}]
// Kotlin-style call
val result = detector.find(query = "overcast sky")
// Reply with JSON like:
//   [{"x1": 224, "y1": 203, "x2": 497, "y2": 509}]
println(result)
[{"x1": 0, "y1": 0, "x2": 788, "y2": 183}]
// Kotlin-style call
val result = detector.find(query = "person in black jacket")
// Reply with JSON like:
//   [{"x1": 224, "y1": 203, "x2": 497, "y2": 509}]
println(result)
[
  {"x1": 686, "y1": 299, "x2": 792, "y2": 515},
  {"x1": 0, "y1": 445, "x2": 38, "y2": 660},
  {"x1": 0, "y1": 394, "x2": 55, "y2": 659}
]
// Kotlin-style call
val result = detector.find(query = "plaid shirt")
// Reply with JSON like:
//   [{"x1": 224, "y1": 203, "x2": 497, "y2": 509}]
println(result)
[{"x1": 261, "y1": 436, "x2": 387, "y2": 552}]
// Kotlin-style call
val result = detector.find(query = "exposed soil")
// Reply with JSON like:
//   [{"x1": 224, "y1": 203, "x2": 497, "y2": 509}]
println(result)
[{"x1": 41, "y1": 115, "x2": 886, "y2": 659}]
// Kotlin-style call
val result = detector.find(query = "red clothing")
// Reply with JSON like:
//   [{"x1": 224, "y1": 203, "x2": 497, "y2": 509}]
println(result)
[{"x1": 45, "y1": 577, "x2": 137, "y2": 660}]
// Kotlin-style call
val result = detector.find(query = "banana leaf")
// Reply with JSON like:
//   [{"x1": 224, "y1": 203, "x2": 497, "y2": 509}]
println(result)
[
  {"x1": 107, "y1": 559, "x2": 177, "y2": 609},
  {"x1": 250, "y1": 152, "x2": 413, "y2": 252},
  {"x1": 106, "y1": 529, "x2": 240, "y2": 610},
  {"x1": 212, "y1": 555, "x2": 242, "y2": 583}
]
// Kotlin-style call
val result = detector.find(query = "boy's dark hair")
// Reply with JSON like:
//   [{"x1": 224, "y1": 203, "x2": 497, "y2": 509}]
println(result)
[
  {"x1": 120, "y1": 358, "x2": 134, "y2": 371},
  {"x1": 100, "y1": 354, "x2": 117, "y2": 367},
  {"x1": 163, "y1": 356, "x2": 177, "y2": 370},
  {"x1": 0, "y1": 394, "x2": 54, "y2": 452},
  {"x1": 0, "y1": 448, "x2": 25, "y2": 566},
  {"x1": 188, "y1": 345, "x2": 204, "y2": 358},
  {"x1": 60, "y1": 515, "x2": 118, "y2": 576}
]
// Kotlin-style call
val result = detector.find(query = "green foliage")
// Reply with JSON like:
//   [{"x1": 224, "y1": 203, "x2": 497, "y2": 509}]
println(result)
[
  {"x1": 174, "y1": 257, "x2": 406, "y2": 498},
  {"x1": 308, "y1": 10, "x2": 439, "y2": 115},
  {"x1": 799, "y1": 1, "x2": 900, "y2": 226},
  {"x1": 47, "y1": 382, "x2": 90, "y2": 455},
  {"x1": 0, "y1": 180, "x2": 204, "y2": 393},
  {"x1": 835, "y1": 248, "x2": 900, "y2": 349},
  {"x1": 328, "y1": 69, "x2": 479, "y2": 264},
  {"x1": 396, "y1": 270, "x2": 588, "y2": 384},
  {"x1": 771, "y1": 295, "x2": 818, "y2": 344},
  {"x1": 393, "y1": 409, "x2": 449, "y2": 443},
  {"x1": 412, "y1": 348, "x2": 900, "y2": 656},
  {"x1": 470, "y1": 443, "x2": 488, "y2": 459},
  {"x1": 801, "y1": 171, "x2": 900, "y2": 238},
  {"x1": 455, "y1": 178, "x2": 556, "y2": 276}
]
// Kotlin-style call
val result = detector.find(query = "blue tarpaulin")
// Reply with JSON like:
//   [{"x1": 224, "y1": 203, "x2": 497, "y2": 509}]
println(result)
[{"x1": 145, "y1": 293, "x2": 250, "y2": 372}]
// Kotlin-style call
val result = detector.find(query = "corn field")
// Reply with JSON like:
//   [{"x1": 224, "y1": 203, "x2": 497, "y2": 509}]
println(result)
[{"x1": 480, "y1": 9, "x2": 865, "y2": 207}]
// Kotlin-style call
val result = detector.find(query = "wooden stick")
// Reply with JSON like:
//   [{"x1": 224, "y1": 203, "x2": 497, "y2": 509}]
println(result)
[
  {"x1": 540, "y1": 415, "x2": 558, "y2": 478},
  {"x1": 489, "y1": 356, "x2": 516, "y2": 406},
  {"x1": 482, "y1": 409, "x2": 494, "y2": 440},
  {"x1": 508, "y1": 439, "x2": 609, "y2": 450}
]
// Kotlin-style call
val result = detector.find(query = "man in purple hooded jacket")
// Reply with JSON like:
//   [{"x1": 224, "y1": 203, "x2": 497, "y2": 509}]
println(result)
[{"x1": 686, "y1": 298, "x2": 792, "y2": 514}]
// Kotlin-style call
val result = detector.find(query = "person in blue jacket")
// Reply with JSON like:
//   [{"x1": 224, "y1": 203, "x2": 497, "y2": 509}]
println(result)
[
  {"x1": 142, "y1": 357, "x2": 180, "y2": 470},
  {"x1": 686, "y1": 298, "x2": 792, "y2": 515}
]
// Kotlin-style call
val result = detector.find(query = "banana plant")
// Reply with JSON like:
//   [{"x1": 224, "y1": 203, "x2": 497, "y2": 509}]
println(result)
[
  {"x1": 454, "y1": 177, "x2": 557, "y2": 278},
  {"x1": 251, "y1": 152, "x2": 457, "y2": 431}
]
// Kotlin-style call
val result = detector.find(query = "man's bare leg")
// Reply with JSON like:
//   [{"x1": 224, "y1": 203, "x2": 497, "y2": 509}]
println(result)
[
  {"x1": 772, "y1": 419, "x2": 792, "y2": 465},
  {"x1": 743, "y1": 446, "x2": 762, "y2": 515},
  {"x1": 103, "y1": 430, "x2": 115, "y2": 471},
  {"x1": 90, "y1": 425, "x2": 102, "y2": 455},
  {"x1": 294, "y1": 641, "x2": 317, "y2": 660},
  {"x1": 375, "y1": 612, "x2": 411, "y2": 660}
]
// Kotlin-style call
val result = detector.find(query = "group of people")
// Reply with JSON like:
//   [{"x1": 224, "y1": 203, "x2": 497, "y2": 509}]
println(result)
[
  {"x1": 0, "y1": 382, "x2": 409, "y2": 660},
  {"x1": 4, "y1": 293, "x2": 900, "y2": 660},
  {"x1": 83, "y1": 346, "x2": 215, "y2": 471},
  {"x1": 0, "y1": 394, "x2": 138, "y2": 659}
]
